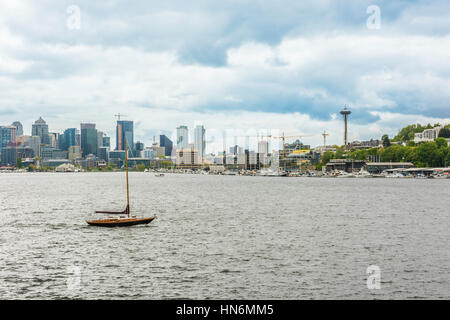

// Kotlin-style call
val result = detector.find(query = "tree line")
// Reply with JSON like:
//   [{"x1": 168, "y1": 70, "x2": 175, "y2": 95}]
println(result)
[{"x1": 320, "y1": 123, "x2": 450, "y2": 168}]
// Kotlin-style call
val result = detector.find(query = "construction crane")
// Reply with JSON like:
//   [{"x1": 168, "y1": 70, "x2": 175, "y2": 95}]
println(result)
[
  {"x1": 266, "y1": 133, "x2": 315, "y2": 160},
  {"x1": 115, "y1": 113, "x2": 127, "y2": 121}
]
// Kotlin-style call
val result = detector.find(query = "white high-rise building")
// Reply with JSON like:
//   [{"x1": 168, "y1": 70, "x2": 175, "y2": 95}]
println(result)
[
  {"x1": 194, "y1": 125, "x2": 206, "y2": 159},
  {"x1": 176, "y1": 125, "x2": 189, "y2": 150},
  {"x1": 258, "y1": 140, "x2": 269, "y2": 155}
]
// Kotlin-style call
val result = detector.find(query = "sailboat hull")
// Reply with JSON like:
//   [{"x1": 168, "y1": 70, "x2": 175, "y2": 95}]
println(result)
[{"x1": 86, "y1": 216, "x2": 156, "y2": 227}]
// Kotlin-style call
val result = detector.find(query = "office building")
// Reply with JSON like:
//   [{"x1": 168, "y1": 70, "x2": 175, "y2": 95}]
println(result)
[
  {"x1": 80, "y1": 123, "x2": 98, "y2": 157},
  {"x1": 48, "y1": 132, "x2": 60, "y2": 148},
  {"x1": 258, "y1": 140, "x2": 269, "y2": 155},
  {"x1": 108, "y1": 150, "x2": 126, "y2": 167},
  {"x1": 159, "y1": 135, "x2": 173, "y2": 157},
  {"x1": 176, "y1": 125, "x2": 189, "y2": 150},
  {"x1": 176, "y1": 149, "x2": 200, "y2": 166},
  {"x1": 134, "y1": 141, "x2": 144, "y2": 157},
  {"x1": 32, "y1": 117, "x2": 50, "y2": 145},
  {"x1": 1, "y1": 142, "x2": 34, "y2": 166},
  {"x1": 60, "y1": 128, "x2": 77, "y2": 151},
  {"x1": 143, "y1": 148, "x2": 155, "y2": 159},
  {"x1": 194, "y1": 125, "x2": 206, "y2": 159},
  {"x1": 11, "y1": 121, "x2": 23, "y2": 137},
  {"x1": 0, "y1": 125, "x2": 17, "y2": 156},
  {"x1": 116, "y1": 120, "x2": 134, "y2": 151},
  {"x1": 40, "y1": 145, "x2": 68, "y2": 160},
  {"x1": 102, "y1": 136, "x2": 111, "y2": 150},
  {"x1": 68, "y1": 145, "x2": 82, "y2": 161},
  {"x1": 97, "y1": 147, "x2": 109, "y2": 162}
]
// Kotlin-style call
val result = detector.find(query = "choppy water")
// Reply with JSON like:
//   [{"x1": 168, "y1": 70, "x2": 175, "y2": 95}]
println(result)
[{"x1": 0, "y1": 172, "x2": 449, "y2": 299}]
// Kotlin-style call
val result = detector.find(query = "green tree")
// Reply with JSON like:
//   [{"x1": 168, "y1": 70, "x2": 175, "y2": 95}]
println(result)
[
  {"x1": 435, "y1": 137, "x2": 447, "y2": 149},
  {"x1": 16, "y1": 158, "x2": 23, "y2": 169},
  {"x1": 438, "y1": 128, "x2": 450, "y2": 138},
  {"x1": 136, "y1": 164, "x2": 146, "y2": 171},
  {"x1": 416, "y1": 142, "x2": 441, "y2": 167},
  {"x1": 382, "y1": 134, "x2": 391, "y2": 148},
  {"x1": 321, "y1": 151, "x2": 335, "y2": 164}
]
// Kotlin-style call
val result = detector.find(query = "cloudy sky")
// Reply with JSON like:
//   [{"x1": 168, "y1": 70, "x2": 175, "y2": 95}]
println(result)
[{"x1": 1, "y1": 0, "x2": 449, "y2": 152}]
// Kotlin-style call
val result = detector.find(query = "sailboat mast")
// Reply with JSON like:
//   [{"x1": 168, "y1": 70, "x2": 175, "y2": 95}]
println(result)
[{"x1": 125, "y1": 137, "x2": 130, "y2": 217}]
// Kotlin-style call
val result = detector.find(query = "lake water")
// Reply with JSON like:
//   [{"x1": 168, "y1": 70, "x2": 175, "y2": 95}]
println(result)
[{"x1": 0, "y1": 172, "x2": 449, "y2": 299}]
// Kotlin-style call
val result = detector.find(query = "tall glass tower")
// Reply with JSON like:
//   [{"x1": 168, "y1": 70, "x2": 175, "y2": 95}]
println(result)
[
  {"x1": 159, "y1": 135, "x2": 173, "y2": 156},
  {"x1": 116, "y1": 120, "x2": 134, "y2": 152},
  {"x1": 80, "y1": 123, "x2": 98, "y2": 157},
  {"x1": 194, "y1": 125, "x2": 206, "y2": 158},
  {"x1": 176, "y1": 125, "x2": 189, "y2": 150}
]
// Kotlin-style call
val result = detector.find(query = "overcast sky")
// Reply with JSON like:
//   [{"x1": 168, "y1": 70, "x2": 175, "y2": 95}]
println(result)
[{"x1": 1, "y1": 0, "x2": 449, "y2": 152}]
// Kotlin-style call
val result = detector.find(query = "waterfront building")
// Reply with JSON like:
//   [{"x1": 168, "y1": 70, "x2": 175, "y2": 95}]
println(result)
[
  {"x1": 116, "y1": 120, "x2": 134, "y2": 152},
  {"x1": 11, "y1": 121, "x2": 23, "y2": 137},
  {"x1": 108, "y1": 150, "x2": 126, "y2": 167},
  {"x1": 0, "y1": 125, "x2": 17, "y2": 156},
  {"x1": 80, "y1": 154, "x2": 101, "y2": 169},
  {"x1": 80, "y1": 123, "x2": 98, "y2": 157},
  {"x1": 42, "y1": 159, "x2": 69, "y2": 168},
  {"x1": 40, "y1": 145, "x2": 68, "y2": 160},
  {"x1": 134, "y1": 141, "x2": 145, "y2": 157},
  {"x1": 194, "y1": 125, "x2": 206, "y2": 159},
  {"x1": 176, "y1": 125, "x2": 189, "y2": 150},
  {"x1": 32, "y1": 117, "x2": 50, "y2": 145},
  {"x1": 97, "y1": 147, "x2": 109, "y2": 162},
  {"x1": 159, "y1": 135, "x2": 173, "y2": 157},
  {"x1": 366, "y1": 162, "x2": 415, "y2": 174},
  {"x1": 176, "y1": 148, "x2": 200, "y2": 166},
  {"x1": 325, "y1": 159, "x2": 366, "y2": 173}
]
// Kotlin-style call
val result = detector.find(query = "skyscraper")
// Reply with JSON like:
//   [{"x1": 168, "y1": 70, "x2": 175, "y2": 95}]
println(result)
[
  {"x1": 11, "y1": 121, "x2": 23, "y2": 137},
  {"x1": 194, "y1": 125, "x2": 206, "y2": 158},
  {"x1": 97, "y1": 131, "x2": 104, "y2": 149},
  {"x1": 176, "y1": 125, "x2": 189, "y2": 150},
  {"x1": 102, "y1": 136, "x2": 111, "y2": 150},
  {"x1": 116, "y1": 120, "x2": 134, "y2": 152},
  {"x1": 48, "y1": 132, "x2": 60, "y2": 148},
  {"x1": 80, "y1": 123, "x2": 98, "y2": 157},
  {"x1": 0, "y1": 125, "x2": 17, "y2": 156},
  {"x1": 159, "y1": 135, "x2": 173, "y2": 157},
  {"x1": 32, "y1": 117, "x2": 50, "y2": 145},
  {"x1": 258, "y1": 140, "x2": 269, "y2": 155},
  {"x1": 61, "y1": 128, "x2": 76, "y2": 151}
]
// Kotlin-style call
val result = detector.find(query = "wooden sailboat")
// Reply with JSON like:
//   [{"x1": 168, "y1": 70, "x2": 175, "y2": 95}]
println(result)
[{"x1": 86, "y1": 138, "x2": 156, "y2": 227}]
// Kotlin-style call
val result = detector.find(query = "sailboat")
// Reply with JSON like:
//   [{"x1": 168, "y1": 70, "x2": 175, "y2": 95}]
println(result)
[{"x1": 86, "y1": 138, "x2": 156, "y2": 227}]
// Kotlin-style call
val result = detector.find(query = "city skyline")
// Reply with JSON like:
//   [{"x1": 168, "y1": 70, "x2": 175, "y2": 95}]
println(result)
[{"x1": 1, "y1": 1, "x2": 450, "y2": 152}]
